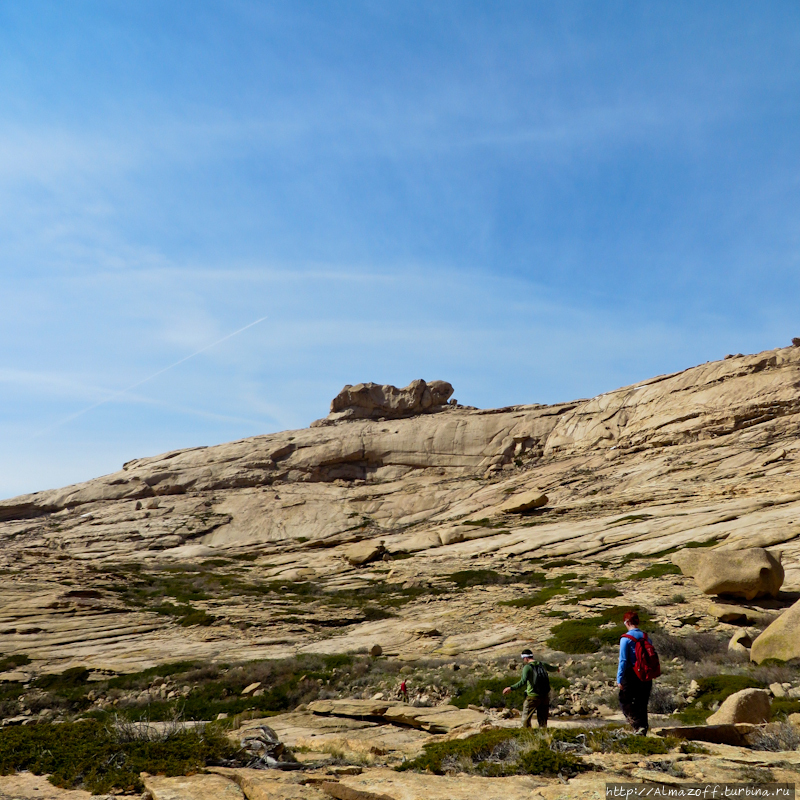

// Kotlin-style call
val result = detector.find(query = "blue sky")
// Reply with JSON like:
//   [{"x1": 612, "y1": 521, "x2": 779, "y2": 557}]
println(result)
[{"x1": 1, "y1": 1, "x2": 799, "y2": 498}]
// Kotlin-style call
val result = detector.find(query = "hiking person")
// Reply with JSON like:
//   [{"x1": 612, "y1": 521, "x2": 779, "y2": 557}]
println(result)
[
  {"x1": 399, "y1": 679, "x2": 409, "y2": 702},
  {"x1": 502, "y1": 648, "x2": 557, "y2": 728},
  {"x1": 617, "y1": 610, "x2": 660, "y2": 735}
]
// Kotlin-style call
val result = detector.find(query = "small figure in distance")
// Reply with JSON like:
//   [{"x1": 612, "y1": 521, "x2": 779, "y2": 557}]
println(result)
[
  {"x1": 503, "y1": 648, "x2": 558, "y2": 728},
  {"x1": 398, "y1": 679, "x2": 409, "y2": 703},
  {"x1": 617, "y1": 610, "x2": 660, "y2": 735}
]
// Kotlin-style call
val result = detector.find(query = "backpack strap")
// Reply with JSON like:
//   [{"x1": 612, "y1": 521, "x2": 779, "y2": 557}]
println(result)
[{"x1": 622, "y1": 632, "x2": 649, "y2": 642}]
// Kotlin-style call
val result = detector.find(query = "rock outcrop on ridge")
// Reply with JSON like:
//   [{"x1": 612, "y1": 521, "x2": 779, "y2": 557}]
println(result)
[
  {"x1": 0, "y1": 345, "x2": 800, "y2": 674},
  {"x1": 318, "y1": 379, "x2": 455, "y2": 424}
]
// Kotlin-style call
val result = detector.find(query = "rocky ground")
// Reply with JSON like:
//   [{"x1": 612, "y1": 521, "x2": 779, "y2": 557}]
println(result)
[{"x1": 1, "y1": 345, "x2": 800, "y2": 796}]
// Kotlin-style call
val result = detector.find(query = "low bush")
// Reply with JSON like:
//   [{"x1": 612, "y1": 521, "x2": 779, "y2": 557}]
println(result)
[
  {"x1": 450, "y1": 677, "x2": 510, "y2": 709},
  {"x1": 649, "y1": 683, "x2": 680, "y2": 714},
  {"x1": 501, "y1": 587, "x2": 569, "y2": 607},
  {"x1": 450, "y1": 675, "x2": 570, "y2": 710},
  {"x1": 749, "y1": 722, "x2": 800, "y2": 752},
  {"x1": 545, "y1": 559, "x2": 579, "y2": 568},
  {"x1": 677, "y1": 674, "x2": 766, "y2": 723},
  {"x1": 0, "y1": 719, "x2": 234, "y2": 794},
  {"x1": 0, "y1": 653, "x2": 30, "y2": 672},
  {"x1": 628, "y1": 563, "x2": 682, "y2": 580},
  {"x1": 551, "y1": 727, "x2": 676, "y2": 755},
  {"x1": 397, "y1": 728, "x2": 582, "y2": 776},
  {"x1": 651, "y1": 631, "x2": 728, "y2": 663},
  {"x1": 771, "y1": 698, "x2": 800, "y2": 720},
  {"x1": 500, "y1": 572, "x2": 578, "y2": 607},
  {"x1": 12, "y1": 654, "x2": 377, "y2": 722},
  {"x1": 575, "y1": 588, "x2": 622, "y2": 601},
  {"x1": 690, "y1": 674, "x2": 766, "y2": 707},
  {"x1": 547, "y1": 607, "x2": 655, "y2": 654},
  {"x1": 446, "y1": 569, "x2": 548, "y2": 589}
]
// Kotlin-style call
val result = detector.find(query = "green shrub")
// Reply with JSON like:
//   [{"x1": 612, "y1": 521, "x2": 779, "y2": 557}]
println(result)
[
  {"x1": 446, "y1": 569, "x2": 509, "y2": 588},
  {"x1": 771, "y1": 698, "x2": 800, "y2": 720},
  {"x1": 446, "y1": 569, "x2": 550, "y2": 590},
  {"x1": 676, "y1": 706, "x2": 712, "y2": 724},
  {"x1": 515, "y1": 746, "x2": 580, "y2": 775},
  {"x1": 0, "y1": 654, "x2": 30, "y2": 672},
  {"x1": 450, "y1": 678, "x2": 511, "y2": 709},
  {"x1": 500, "y1": 571, "x2": 578, "y2": 607},
  {"x1": 501, "y1": 587, "x2": 569, "y2": 607},
  {"x1": 451, "y1": 675, "x2": 569, "y2": 710},
  {"x1": 0, "y1": 720, "x2": 234, "y2": 794},
  {"x1": 677, "y1": 674, "x2": 767, "y2": 723},
  {"x1": 106, "y1": 662, "x2": 200, "y2": 691},
  {"x1": 547, "y1": 607, "x2": 655, "y2": 654},
  {"x1": 397, "y1": 728, "x2": 582, "y2": 776},
  {"x1": 691, "y1": 675, "x2": 766, "y2": 707},
  {"x1": 33, "y1": 667, "x2": 91, "y2": 691},
  {"x1": 628, "y1": 563, "x2": 682, "y2": 580},
  {"x1": 550, "y1": 728, "x2": 676, "y2": 755},
  {"x1": 608, "y1": 515, "x2": 652, "y2": 527},
  {"x1": 545, "y1": 559, "x2": 579, "y2": 568},
  {"x1": 575, "y1": 588, "x2": 622, "y2": 601}
]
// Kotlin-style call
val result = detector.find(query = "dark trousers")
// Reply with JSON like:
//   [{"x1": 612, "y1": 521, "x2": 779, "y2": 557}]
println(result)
[
  {"x1": 521, "y1": 693, "x2": 549, "y2": 728},
  {"x1": 619, "y1": 673, "x2": 652, "y2": 734}
]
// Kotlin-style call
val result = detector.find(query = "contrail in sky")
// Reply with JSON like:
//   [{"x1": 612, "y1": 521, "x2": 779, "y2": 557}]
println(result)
[{"x1": 36, "y1": 315, "x2": 269, "y2": 436}]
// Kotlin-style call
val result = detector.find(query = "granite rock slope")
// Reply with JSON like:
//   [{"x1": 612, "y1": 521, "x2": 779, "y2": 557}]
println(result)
[{"x1": 0, "y1": 345, "x2": 800, "y2": 672}]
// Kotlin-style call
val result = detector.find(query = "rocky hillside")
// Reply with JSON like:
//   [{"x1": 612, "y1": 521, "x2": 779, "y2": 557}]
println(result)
[{"x1": 1, "y1": 346, "x2": 800, "y2": 674}]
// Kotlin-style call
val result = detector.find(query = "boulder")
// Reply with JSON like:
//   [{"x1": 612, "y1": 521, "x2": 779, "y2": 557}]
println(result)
[
  {"x1": 143, "y1": 773, "x2": 245, "y2": 800},
  {"x1": 320, "y1": 783, "x2": 396, "y2": 800},
  {"x1": 788, "y1": 712, "x2": 800, "y2": 727},
  {"x1": 382, "y1": 704, "x2": 485, "y2": 733},
  {"x1": 659, "y1": 723, "x2": 763, "y2": 747},
  {"x1": 706, "y1": 688, "x2": 771, "y2": 725},
  {"x1": 709, "y1": 602, "x2": 754, "y2": 624},
  {"x1": 344, "y1": 540, "x2": 386, "y2": 567},
  {"x1": 239, "y1": 724, "x2": 300, "y2": 770},
  {"x1": 750, "y1": 598, "x2": 800, "y2": 664},
  {"x1": 308, "y1": 699, "x2": 390, "y2": 718},
  {"x1": 672, "y1": 548, "x2": 784, "y2": 600},
  {"x1": 497, "y1": 490, "x2": 548, "y2": 514},
  {"x1": 324, "y1": 380, "x2": 454, "y2": 422},
  {"x1": 728, "y1": 630, "x2": 753, "y2": 654}
]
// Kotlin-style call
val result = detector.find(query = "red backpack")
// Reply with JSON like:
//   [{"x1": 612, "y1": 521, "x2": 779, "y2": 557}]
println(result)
[{"x1": 622, "y1": 632, "x2": 661, "y2": 680}]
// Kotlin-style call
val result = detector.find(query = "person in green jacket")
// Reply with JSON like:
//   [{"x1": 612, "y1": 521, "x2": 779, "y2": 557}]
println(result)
[{"x1": 502, "y1": 648, "x2": 555, "y2": 728}]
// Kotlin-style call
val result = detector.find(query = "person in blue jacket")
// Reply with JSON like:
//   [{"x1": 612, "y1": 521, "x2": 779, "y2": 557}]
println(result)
[{"x1": 617, "y1": 611, "x2": 652, "y2": 734}]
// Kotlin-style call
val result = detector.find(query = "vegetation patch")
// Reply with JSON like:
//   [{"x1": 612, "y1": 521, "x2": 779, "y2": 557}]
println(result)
[
  {"x1": 398, "y1": 726, "x2": 680, "y2": 777},
  {"x1": 575, "y1": 587, "x2": 622, "y2": 601},
  {"x1": 545, "y1": 559, "x2": 579, "y2": 568},
  {"x1": 446, "y1": 568, "x2": 552, "y2": 590},
  {"x1": 501, "y1": 587, "x2": 569, "y2": 607},
  {"x1": 0, "y1": 653, "x2": 30, "y2": 672},
  {"x1": 0, "y1": 719, "x2": 234, "y2": 794},
  {"x1": 396, "y1": 728, "x2": 583, "y2": 776},
  {"x1": 499, "y1": 572, "x2": 578, "y2": 607},
  {"x1": 769, "y1": 698, "x2": 800, "y2": 721},
  {"x1": 651, "y1": 631, "x2": 727, "y2": 663},
  {"x1": 607, "y1": 514, "x2": 653, "y2": 527},
  {"x1": 550, "y1": 727, "x2": 677, "y2": 755},
  {"x1": 677, "y1": 674, "x2": 767, "y2": 723},
  {"x1": 547, "y1": 607, "x2": 656, "y2": 654},
  {"x1": 628, "y1": 563, "x2": 682, "y2": 580},
  {"x1": 11, "y1": 654, "x2": 388, "y2": 722},
  {"x1": 450, "y1": 676, "x2": 570, "y2": 710}
]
